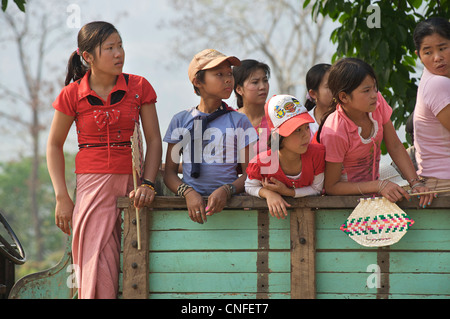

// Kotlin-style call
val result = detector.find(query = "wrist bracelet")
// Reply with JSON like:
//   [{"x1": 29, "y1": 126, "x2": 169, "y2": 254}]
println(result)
[
  {"x1": 411, "y1": 182, "x2": 425, "y2": 190},
  {"x1": 143, "y1": 179, "x2": 156, "y2": 188},
  {"x1": 177, "y1": 183, "x2": 192, "y2": 198},
  {"x1": 378, "y1": 180, "x2": 390, "y2": 194},
  {"x1": 222, "y1": 184, "x2": 236, "y2": 200},
  {"x1": 141, "y1": 184, "x2": 157, "y2": 194},
  {"x1": 408, "y1": 177, "x2": 425, "y2": 186}
]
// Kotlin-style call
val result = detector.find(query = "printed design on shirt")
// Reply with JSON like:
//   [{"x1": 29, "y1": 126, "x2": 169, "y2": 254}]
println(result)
[
  {"x1": 274, "y1": 98, "x2": 301, "y2": 119},
  {"x1": 93, "y1": 109, "x2": 121, "y2": 129}
]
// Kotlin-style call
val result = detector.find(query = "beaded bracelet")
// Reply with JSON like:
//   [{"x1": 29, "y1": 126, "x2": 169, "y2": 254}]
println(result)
[
  {"x1": 142, "y1": 179, "x2": 156, "y2": 188},
  {"x1": 141, "y1": 183, "x2": 157, "y2": 194}
]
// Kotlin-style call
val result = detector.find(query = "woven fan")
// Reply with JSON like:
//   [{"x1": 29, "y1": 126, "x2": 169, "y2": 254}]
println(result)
[
  {"x1": 131, "y1": 122, "x2": 144, "y2": 179},
  {"x1": 130, "y1": 122, "x2": 144, "y2": 250},
  {"x1": 340, "y1": 197, "x2": 414, "y2": 247}
]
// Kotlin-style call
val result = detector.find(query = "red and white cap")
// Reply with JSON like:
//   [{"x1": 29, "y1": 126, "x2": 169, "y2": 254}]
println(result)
[{"x1": 265, "y1": 94, "x2": 314, "y2": 137}]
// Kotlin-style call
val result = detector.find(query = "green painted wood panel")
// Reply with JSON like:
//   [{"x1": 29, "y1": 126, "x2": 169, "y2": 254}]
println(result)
[
  {"x1": 145, "y1": 206, "x2": 449, "y2": 299},
  {"x1": 148, "y1": 229, "x2": 290, "y2": 251},
  {"x1": 147, "y1": 209, "x2": 291, "y2": 299},
  {"x1": 149, "y1": 251, "x2": 290, "y2": 273},
  {"x1": 389, "y1": 252, "x2": 450, "y2": 273},
  {"x1": 317, "y1": 251, "x2": 450, "y2": 273},
  {"x1": 316, "y1": 252, "x2": 378, "y2": 273},
  {"x1": 148, "y1": 273, "x2": 290, "y2": 293},
  {"x1": 316, "y1": 229, "x2": 450, "y2": 250},
  {"x1": 149, "y1": 210, "x2": 290, "y2": 230}
]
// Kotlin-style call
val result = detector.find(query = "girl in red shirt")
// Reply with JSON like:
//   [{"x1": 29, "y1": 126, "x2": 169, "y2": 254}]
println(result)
[
  {"x1": 245, "y1": 95, "x2": 325, "y2": 219},
  {"x1": 47, "y1": 21, "x2": 162, "y2": 299}
]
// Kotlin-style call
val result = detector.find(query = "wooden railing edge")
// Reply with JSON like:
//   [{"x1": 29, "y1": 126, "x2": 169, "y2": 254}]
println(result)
[{"x1": 117, "y1": 194, "x2": 450, "y2": 210}]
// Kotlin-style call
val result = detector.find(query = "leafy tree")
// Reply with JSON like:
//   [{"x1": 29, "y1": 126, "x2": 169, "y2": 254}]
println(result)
[
  {"x1": 306, "y1": 0, "x2": 449, "y2": 144},
  {"x1": 1, "y1": 0, "x2": 26, "y2": 12}
]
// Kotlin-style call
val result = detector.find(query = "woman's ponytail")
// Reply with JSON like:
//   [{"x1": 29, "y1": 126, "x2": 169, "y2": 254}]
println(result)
[{"x1": 65, "y1": 50, "x2": 88, "y2": 86}]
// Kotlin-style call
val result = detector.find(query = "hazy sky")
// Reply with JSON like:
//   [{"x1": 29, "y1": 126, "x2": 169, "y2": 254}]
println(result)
[
  {"x1": 1, "y1": 0, "x2": 291, "y2": 162},
  {"x1": 3, "y1": 0, "x2": 403, "y2": 166}
]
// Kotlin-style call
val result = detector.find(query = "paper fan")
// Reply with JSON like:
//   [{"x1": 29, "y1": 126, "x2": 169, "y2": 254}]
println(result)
[
  {"x1": 340, "y1": 197, "x2": 414, "y2": 247},
  {"x1": 130, "y1": 122, "x2": 144, "y2": 250},
  {"x1": 131, "y1": 122, "x2": 144, "y2": 178}
]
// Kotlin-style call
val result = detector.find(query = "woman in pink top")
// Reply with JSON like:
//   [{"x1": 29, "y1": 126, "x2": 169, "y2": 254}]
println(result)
[
  {"x1": 318, "y1": 58, "x2": 433, "y2": 207},
  {"x1": 413, "y1": 17, "x2": 450, "y2": 194}
]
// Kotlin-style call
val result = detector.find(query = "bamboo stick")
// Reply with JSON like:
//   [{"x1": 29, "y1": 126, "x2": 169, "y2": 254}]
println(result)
[
  {"x1": 409, "y1": 188, "x2": 450, "y2": 196},
  {"x1": 132, "y1": 167, "x2": 141, "y2": 250}
]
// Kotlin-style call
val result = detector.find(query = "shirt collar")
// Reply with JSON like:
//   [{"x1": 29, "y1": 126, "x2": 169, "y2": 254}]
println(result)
[
  {"x1": 336, "y1": 104, "x2": 359, "y2": 133},
  {"x1": 77, "y1": 70, "x2": 128, "y2": 101}
]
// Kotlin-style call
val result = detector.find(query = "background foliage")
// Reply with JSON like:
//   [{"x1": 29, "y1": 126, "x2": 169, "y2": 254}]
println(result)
[{"x1": 307, "y1": 0, "x2": 449, "y2": 145}]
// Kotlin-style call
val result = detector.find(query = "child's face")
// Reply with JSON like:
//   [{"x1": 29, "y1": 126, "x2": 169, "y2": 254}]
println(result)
[
  {"x1": 314, "y1": 71, "x2": 333, "y2": 109},
  {"x1": 280, "y1": 123, "x2": 311, "y2": 155},
  {"x1": 417, "y1": 33, "x2": 450, "y2": 78},
  {"x1": 342, "y1": 75, "x2": 378, "y2": 114},
  {"x1": 86, "y1": 32, "x2": 125, "y2": 77},
  {"x1": 236, "y1": 68, "x2": 269, "y2": 106},
  {"x1": 197, "y1": 61, "x2": 235, "y2": 100}
]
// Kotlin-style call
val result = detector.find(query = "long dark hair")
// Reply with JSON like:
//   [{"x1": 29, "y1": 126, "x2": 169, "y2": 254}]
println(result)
[
  {"x1": 413, "y1": 17, "x2": 450, "y2": 56},
  {"x1": 305, "y1": 63, "x2": 331, "y2": 111},
  {"x1": 233, "y1": 59, "x2": 271, "y2": 108},
  {"x1": 65, "y1": 21, "x2": 120, "y2": 86},
  {"x1": 316, "y1": 58, "x2": 378, "y2": 143}
]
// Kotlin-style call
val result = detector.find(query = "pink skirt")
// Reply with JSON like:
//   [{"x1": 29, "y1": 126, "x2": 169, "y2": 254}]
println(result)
[{"x1": 72, "y1": 174, "x2": 133, "y2": 299}]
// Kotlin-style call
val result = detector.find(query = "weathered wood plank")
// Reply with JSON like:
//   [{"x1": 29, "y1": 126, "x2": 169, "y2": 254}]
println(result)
[
  {"x1": 122, "y1": 202, "x2": 149, "y2": 299},
  {"x1": 117, "y1": 195, "x2": 450, "y2": 210},
  {"x1": 316, "y1": 252, "x2": 378, "y2": 272},
  {"x1": 148, "y1": 229, "x2": 290, "y2": 251},
  {"x1": 389, "y1": 252, "x2": 450, "y2": 273},
  {"x1": 148, "y1": 251, "x2": 290, "y2": 273},
  {"x1": 148, "y1": 273, "x2": 290, "y2": 293},
  {"x1": 290, "y1": 208, "x2": 316, "y2": 299},
  {"x1": 316, "y1": 229, "x2": 450, "y2": 250},
  {"x1": 316, "y1": 272, "x2": 450, "y2": 295},
  {"x1": 147, "y1": 209, "x2": 290, "y2": 231}
]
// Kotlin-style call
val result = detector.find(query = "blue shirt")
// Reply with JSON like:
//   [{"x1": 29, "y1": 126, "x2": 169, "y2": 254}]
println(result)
[{"x1": 164, "y1": 106, "x2": 257, "y2": 195}]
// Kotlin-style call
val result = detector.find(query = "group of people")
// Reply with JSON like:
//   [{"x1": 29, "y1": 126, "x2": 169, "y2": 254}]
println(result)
[{"x1": 46, "y1": 17, "x2": 450, "y2": 298}]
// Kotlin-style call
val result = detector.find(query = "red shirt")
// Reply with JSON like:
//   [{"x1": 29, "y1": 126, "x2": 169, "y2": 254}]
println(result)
[
  {"x1": 53, "y1": 71, "x2": 157, "y2": 174},
  {"x1": 246, "y1": 144, "x2": 325, "y2": 189}
]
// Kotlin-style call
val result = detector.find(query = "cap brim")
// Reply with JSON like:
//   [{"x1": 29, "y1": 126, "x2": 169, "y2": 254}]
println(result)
[
  {"x1": 202, "y1": 56, "x2": 241, "y2": 70},
  {"x1": 277, "y1": 113, "x2": 314, "y2": 137}
]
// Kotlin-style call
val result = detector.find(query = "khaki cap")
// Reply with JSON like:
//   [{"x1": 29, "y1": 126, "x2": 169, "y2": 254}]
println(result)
[{"x1": 188, "y1": 49, "x2": 241, "y2": 83}]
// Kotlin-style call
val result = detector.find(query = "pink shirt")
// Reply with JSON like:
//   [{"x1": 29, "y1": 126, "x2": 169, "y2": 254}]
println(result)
[
  {"x1": 320, "y1": 92, "x2": 392, "y2": 182},
  {"x1": 413, "y1": 68, "x2": 450, "y2": 179}
]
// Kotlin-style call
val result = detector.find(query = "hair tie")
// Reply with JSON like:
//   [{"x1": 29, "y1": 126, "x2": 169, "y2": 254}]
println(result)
[{"x1": 76, "y1": 48, "x2": 80, "y2": 56}]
